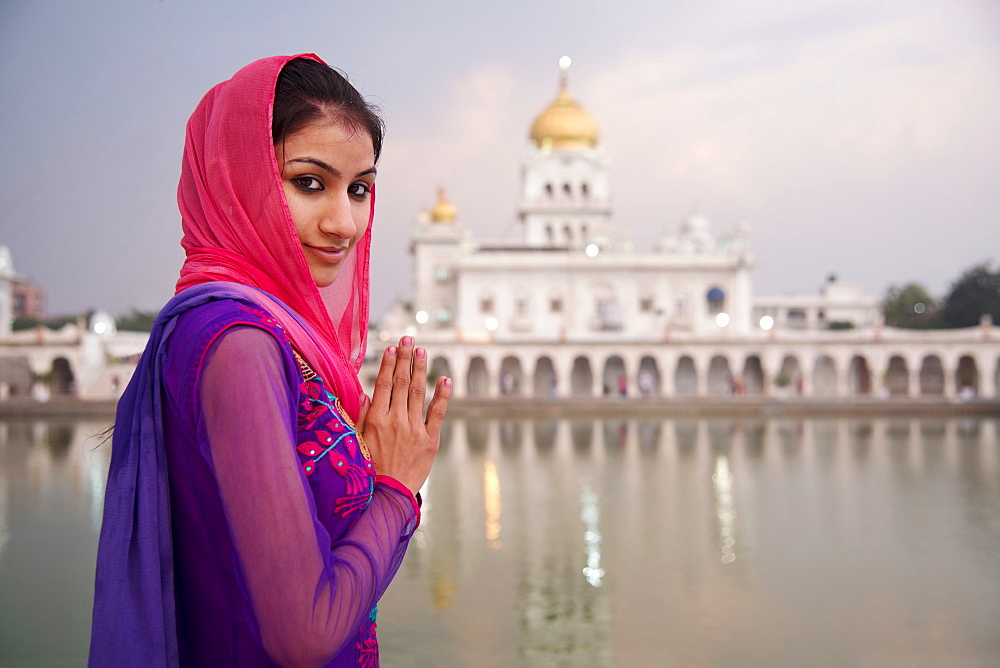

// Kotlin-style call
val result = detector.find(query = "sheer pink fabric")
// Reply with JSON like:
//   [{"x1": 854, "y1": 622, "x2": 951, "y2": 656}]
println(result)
[{"x1": 174, "y1": 53, "x2": 370, "y2": 419}]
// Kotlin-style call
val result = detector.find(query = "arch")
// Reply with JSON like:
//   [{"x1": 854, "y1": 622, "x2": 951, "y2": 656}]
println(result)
[
  {"x1": 47, "y1": 423, "x2": 74, "y2": 460},
  {"x1": 638, "y1": 420, "x2": 661, "y2": 451},
  {"x1": 430, "y1": 357, "x2": 452, "y2": 395},
  {"x1": 707, "y1": 355, "x2": 732, "y2": 395},
  {"x1": 674, "y1": 356, "x2": 697, "y2": 396},
  {"x1": 919, "y1": 355, "x2": 944, "y2": 395},
  {"x1": 778, "y1": 355, "x2": 802, "y2": 395},
  {"x1": 532, "y1": 356, "x2": 557, "y2": 397},
  {"x1": 570, "y1": 356, "x2": 593, "y2": 397},
  {"x1": 603, "y1": 420, "x2": 628, "y2": 448},
  {"x1": 885, "y1": 356, "x2": 909, "y2": 397},
  {"x1": 994, "y1": 356, "x2": 1000, "y2": 397},
  {"x1": 571, "y1": 420, "x2": 594, "y2": 450},
  {"x1": 545, "y1": 182, "x2": 554, "y2": 198},
  {"x1": 848, "y1": 356, "x2": 871, "y2": 396},
  {"x1": 533, "y1": 420, "x2": 558, "y2": 450},
  {"x1": 812, "y1": 355, "x2": 837, "y2": 396},
  {"x1": 741, "y1": 355, "x2": 764, "y2": 395},
  {"x1": 499, "y1": 356, "x2": 524, "y2": 396},
  {"x1": 51, "y1": 357, "x2": 75, "y2": 396},
  {"x1": 637, "y1": 356, "x2": 660, "y2": 396},
  {"x1": 466, "y1": 420, "x2": 489, "y2": 451},
  {"x1": 581, "y1": 182, "x2": 590, "y2": 199},
  {"x1": 467, "y1": 357, "x2": 489, "y2": 398},
  {"x1": 562, "y1": 182, "x2": 572, "y2": 197},
  {"x1": 499, "y1": 420, "x2": 523, "y2": 449},
  {"x1": 956, "y1": 355, "x2": 979, "y2": 397},
  {"x1": 602, "y1": 355, "x2": 627, "y2": 397}
]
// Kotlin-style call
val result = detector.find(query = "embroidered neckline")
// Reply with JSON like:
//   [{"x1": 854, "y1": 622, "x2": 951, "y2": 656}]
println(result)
[
  {"x1": 294, "y1": 349, "x2": 372, "y2": 461},
  {"x1": 293, "y1": 349, "x2": 317, "y2": 381}
]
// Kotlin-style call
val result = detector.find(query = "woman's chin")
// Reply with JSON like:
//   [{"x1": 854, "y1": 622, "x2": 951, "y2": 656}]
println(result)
[{"x1": 310, "y1": 268, "x2": 341, "y2": 288}]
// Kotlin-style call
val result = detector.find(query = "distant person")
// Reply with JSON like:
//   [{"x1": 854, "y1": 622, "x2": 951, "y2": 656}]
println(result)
[{"x1": 89, "y1": 55, "x2": 451, "y2": 666}]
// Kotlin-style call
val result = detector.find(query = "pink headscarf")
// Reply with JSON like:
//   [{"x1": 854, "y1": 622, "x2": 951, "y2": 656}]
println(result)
[{"x1": 174, "y1": 53, "x2": 371, "y2": 419}]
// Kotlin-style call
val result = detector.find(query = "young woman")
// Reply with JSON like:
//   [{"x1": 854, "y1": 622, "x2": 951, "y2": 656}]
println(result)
[{"x1": 89, "y1": 54, "x2": 450, "y2": 667}]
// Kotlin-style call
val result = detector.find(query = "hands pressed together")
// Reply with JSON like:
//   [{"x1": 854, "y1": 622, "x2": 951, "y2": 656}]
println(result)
[{"x1": 356, "y1": 336, "x2": 451, "y2": 495}]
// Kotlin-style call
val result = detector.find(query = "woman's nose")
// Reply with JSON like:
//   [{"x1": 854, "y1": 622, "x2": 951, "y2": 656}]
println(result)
[{"x1": 319, "y1": 195, "x2": 357, "y2": 239}]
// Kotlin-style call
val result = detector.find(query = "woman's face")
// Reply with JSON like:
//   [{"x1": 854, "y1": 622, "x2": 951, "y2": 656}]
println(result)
[{"x1": 275, "y1": 119, "x2": 376, "y2": 288}]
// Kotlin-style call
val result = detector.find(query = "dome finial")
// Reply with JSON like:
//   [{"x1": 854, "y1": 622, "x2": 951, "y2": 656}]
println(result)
[
  {"x1": 558, "y1": 55, "x2": 571, "y2": 91},
  {"x1": 429, "y1": 187, "x2": 457, "y2": 223},
  {"x1": 530, "y1": 57, "x2": 598, "y2": 150}
]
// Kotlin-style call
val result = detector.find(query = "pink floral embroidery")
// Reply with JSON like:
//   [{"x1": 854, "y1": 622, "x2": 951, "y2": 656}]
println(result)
[
  {"x1": 294, "y1": 361, "x2": 374, "y2": 520},
  {"x1": 357, "y1": 621, "x2": 379, "y2": 667}
]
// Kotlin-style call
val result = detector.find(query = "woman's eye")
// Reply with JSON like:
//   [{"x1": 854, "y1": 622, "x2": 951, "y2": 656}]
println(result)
[
  {"x1": 348, "y1": 182, "x2": 371, "y2": 198},
  {"x1": 293, "y1": 176, "x2": 323, "y2": 192}
]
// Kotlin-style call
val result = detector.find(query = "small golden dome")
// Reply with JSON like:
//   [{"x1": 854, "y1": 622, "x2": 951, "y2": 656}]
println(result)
[
  {"x1": 429, "y1": 188, "x2": 457, "y2": 223},
  {"x1": 529, "y1": 58, "x2": 598, "y2": 150}
]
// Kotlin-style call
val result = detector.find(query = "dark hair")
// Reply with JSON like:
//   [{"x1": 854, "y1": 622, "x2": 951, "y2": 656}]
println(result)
[{"x1": 272, "y1": 58, "x2": 385, "y2": 162}]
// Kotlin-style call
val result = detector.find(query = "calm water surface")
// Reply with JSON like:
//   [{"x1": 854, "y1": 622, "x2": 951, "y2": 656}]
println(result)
[{"x1": 1, "y1": 415, "x2": 998, "y2": 666}]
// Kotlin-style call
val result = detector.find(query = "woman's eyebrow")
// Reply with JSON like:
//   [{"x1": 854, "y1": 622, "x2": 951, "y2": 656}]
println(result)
[
  {"x1": 287, "y1": 157, "x2": 339, "y2": 175},
  {"x1": 285, "y1": 159, "x2": 377, "y2": 179}
]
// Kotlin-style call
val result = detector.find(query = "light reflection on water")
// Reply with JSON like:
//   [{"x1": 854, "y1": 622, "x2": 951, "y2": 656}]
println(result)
[
  {"x1": 0, "y1": 419, "x2": 110, "y2": 666},
  {"x1": 381, "y1": 416, "x2": 1000, "y2": 667},
  {"x1": 0, "y1": 416, "x2": 998, "y2": 666}
]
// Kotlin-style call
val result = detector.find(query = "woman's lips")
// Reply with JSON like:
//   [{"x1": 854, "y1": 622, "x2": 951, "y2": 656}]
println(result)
[{"x1": 305, "y1": 244, "x2": 349, "y2": 263}]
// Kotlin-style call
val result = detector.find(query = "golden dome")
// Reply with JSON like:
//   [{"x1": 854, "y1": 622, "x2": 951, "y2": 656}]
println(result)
[
  {"x1": 429, "y1": 188, "x2": 457, "y2": 223},
  {"x1": 529, "y1": 58, "x2": 598, "y2": 150}
]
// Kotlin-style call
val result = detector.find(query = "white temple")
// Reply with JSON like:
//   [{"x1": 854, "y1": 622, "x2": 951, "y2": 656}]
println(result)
[{"x1": 379, "y1": 59, "x2": 998, "y2": 400}]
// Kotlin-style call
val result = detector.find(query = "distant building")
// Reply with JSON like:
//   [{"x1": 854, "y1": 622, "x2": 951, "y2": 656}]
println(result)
[
  {"x1": 381, "y1": 60, "x2": 999, "y2": 400},
  {"x1": 0, "y1": 246, "x2": 15, "y2": 337},
  {"x1": 12, "y1": 280, "x2": 46, "y2": 320},
  {"x1": 0, "y1": 245, "x2": 47, "y2": 336}
]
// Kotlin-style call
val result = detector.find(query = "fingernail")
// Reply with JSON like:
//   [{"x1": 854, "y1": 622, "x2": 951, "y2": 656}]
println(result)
[
  {"x1": 415, "y1": 347, "x2": 426, "y2": 359},
  {"x1": 443, "y1": 377, "x2": 452, "y2": 388},
  {"x1": 386, "y1": 346, "x2": 396, "y2": 356},
  {"x1": 401, "y1": 336, "x2": 414, "y2": 347}
]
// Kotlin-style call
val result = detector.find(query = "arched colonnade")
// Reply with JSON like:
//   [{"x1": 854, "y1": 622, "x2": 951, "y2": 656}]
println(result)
[{"x1": 424, "y1": 344, "x2": 1000, "y2": 400}]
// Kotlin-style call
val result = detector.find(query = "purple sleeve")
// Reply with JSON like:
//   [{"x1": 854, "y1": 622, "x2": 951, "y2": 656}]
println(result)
[{"x1": 199, "y1": 326, "x2": 416, "y2": 666}]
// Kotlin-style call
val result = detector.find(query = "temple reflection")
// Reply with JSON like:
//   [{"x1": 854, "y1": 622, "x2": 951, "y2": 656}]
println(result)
[{"x1": 1, "y1": 415, "x2": 997, "y2": 665}]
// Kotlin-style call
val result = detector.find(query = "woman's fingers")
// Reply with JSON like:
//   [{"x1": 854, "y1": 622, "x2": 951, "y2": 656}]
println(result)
[
  {"x1": 369, "y1": 344, "x2": 398, "y2": 416},
  {"x1": 424, "y1": 376, "x2": 452, "y2": 441},
  {"x1": 391, "y1": 337, "x2": 415, "y2": 415},
  {"x1": 408, "y1": 347, "x2": 428, "y2": 423},
  {"x1": 356, "y1": 394, "x2": 371, "y2": 433}
]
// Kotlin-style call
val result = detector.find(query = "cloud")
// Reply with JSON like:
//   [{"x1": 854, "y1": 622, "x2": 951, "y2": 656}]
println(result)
[{"x1": 569, "y1": 4, "x2": 999, "y2": 267}]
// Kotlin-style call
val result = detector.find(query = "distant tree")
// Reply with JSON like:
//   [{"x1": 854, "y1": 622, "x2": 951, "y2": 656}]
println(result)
[
  {"x1": 940, "y1": 262, "x2": 1000, "y2": 328},
  {"x1": 882, "y1": 283, "x2": 942, "y2": 329},
  {"x1": 12, "y1": 314, "x2": 80, "y2": 331},
  {"x1": 117, "y1": 309, "x2": 160, "y2": 332}
]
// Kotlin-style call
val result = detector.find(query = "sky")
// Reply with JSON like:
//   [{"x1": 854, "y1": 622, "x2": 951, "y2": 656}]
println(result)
[{"x1": 1, "y1": 0, "x2": 998, "y2": 319}]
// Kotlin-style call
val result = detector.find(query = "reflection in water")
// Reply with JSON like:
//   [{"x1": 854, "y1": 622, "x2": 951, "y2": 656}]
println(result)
[
  {"x1": 580, "y1": 486, "x2": 604, "y2": 587},
  {"x1": 0, "y1": 419, "x2": 111, "y2": 665},
  {"x1": 712, "y1": 455, "x2": 737, "y2": 564},
  {"x1": 382, "y1": 415, "x2": 1000, "y2": 666},
  {"x1": 2, "y1": 416, "x2": 999, "y2": 665},
  {"x1": 483, "y1": 458, "x2": 502, "y2": 550},
  {"x1": 570, "y1": 420, "x2": 593, "y2": 450}
]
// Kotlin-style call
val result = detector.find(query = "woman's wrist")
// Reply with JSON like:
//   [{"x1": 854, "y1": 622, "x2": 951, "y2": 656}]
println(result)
[{"x1": 374, "y1": 475, "x2": 421, "y2": 522}]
